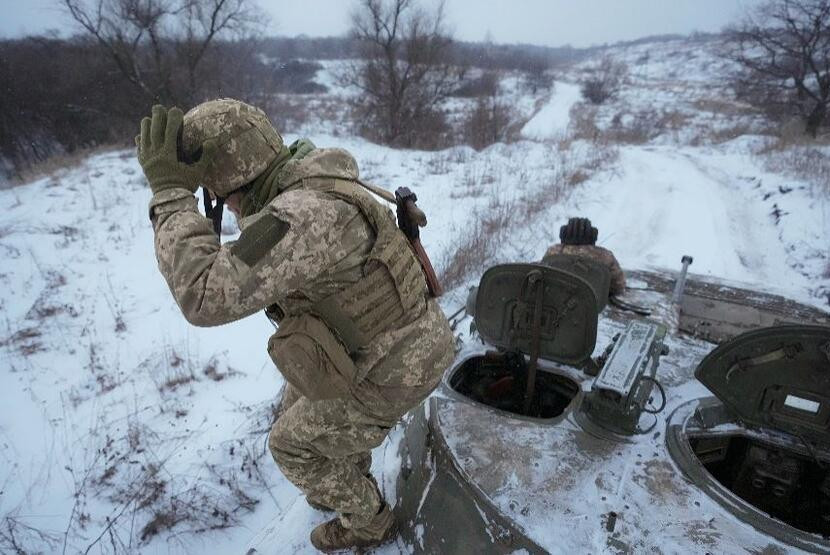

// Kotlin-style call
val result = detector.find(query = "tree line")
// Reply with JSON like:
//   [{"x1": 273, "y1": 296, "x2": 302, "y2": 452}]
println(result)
[
  {"x1": 0, "y1": 0, "x2": 571, "y2": 178},
  {"x1": 0, "y1": 34, "x2": 274, "y2": 178},
  {"x1": 2, "y1": 0, "x2": 829, "y2": 180}
]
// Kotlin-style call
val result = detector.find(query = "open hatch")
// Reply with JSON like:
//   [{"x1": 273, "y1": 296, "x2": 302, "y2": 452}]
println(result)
[
  {"x1": 667, "y1": 325, "x2": 830, "y2": 548},
  {"x1": 451, "y1": 262, "x2": 604, "y2": 418},
  {"x1": 473, "y1": 262, "x2": 602, "y2": 364},
  {"x1": 449, "y1": 351, "x2": 580, "y2": 419}
]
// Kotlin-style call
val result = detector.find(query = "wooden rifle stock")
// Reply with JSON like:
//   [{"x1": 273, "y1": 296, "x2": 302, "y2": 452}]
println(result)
[
  {"x1": 395, "y1": 188, "x2": 443, "y2": 298},
  {"x1": 355, "y1": 180, "x2": 443, "y2": 298},
  {"x1": 410, "y1": 231, "x2": 444, "y2": 298}
]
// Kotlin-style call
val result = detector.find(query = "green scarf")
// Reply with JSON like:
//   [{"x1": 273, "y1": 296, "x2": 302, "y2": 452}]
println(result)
[{"x1": 240, "y1": 138, "x2": 316, "y2": 218}]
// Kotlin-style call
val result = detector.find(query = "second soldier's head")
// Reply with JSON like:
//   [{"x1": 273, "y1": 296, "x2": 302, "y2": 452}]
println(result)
[{"x1": 560, "y1": 217, "x2": 599, "y2": 246}]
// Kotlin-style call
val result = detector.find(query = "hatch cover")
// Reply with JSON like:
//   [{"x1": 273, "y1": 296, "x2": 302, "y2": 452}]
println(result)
[
  {"x1": 695, "y1": 325, "x2": 830, "y2": 446},
  {"x1": 474, "y1": 263, "x2": 600, "y2": 365}
]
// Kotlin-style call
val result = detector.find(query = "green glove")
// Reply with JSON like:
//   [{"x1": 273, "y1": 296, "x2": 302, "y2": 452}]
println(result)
[{"x1": 136, "y1": 104, "x2": 217, "y2": 195}]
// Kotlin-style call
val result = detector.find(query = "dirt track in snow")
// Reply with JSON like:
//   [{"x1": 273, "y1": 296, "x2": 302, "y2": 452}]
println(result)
[{"x1": 578, "y1": 144, "x2": 820, "y2": 300}]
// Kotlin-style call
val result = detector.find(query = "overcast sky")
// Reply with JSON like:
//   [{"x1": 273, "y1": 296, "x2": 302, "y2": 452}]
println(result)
[{"x1": 1, "y1": 0, "x2": 749, "y2": 47}]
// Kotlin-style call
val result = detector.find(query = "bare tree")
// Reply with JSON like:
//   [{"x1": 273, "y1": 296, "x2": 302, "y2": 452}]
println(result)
[
  {"x1": 726, "y1": 0, "x2": 830, "y2": 137},
  {"x1": 343, "y1": 0, "x2": 457, "y2": 149},
  {"x1": 0, "y1": 35, "x2": 142, "y2": 178},
  {"x1": 60, "y1": 0, "x2": 263, "y2": 106},
  {"x1": 580, "y1": 56, "x2": 627, "y2": 105},
  {"x1": 462, "y1": 72, "x2": 516, "y2": 150},
  {"x1": 521, "y1": 55, "x2": 553, "y2": 94}
]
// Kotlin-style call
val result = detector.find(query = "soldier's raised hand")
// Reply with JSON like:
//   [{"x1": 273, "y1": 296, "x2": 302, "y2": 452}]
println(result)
[{"x1": 136, "y1": 105, "x2": 217, "y2": 195}]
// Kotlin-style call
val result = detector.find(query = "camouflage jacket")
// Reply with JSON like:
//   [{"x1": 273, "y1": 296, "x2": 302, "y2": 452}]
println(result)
[
  {"x1": 543, "y1": 243, "x2": 626, "y2": 296},
  {"x1": 148, "y1": 148, "x2": 453, "y2": 409},
  {"x1": 149, "y1": 150, "x2": 373, "y2": 327}
]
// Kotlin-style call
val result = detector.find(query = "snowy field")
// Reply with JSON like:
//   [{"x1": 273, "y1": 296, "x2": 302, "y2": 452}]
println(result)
[{"x1": 1, "y1": 36, "x2": 829, "y2": 553}]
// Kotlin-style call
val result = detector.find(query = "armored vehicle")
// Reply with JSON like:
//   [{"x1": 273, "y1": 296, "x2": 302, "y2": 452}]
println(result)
[{"x1": 249, "y1": 258, "x2": 830, "y2": 554}]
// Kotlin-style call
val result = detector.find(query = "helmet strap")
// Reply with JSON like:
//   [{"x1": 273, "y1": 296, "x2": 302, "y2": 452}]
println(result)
[{"x1": 202, "y1": 187, "x2": 225, "y2": 240}]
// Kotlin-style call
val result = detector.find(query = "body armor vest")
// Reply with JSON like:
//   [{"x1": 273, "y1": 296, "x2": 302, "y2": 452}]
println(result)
[{"x1": 273, "y1": 178, "x2": 427, "y2": 354}]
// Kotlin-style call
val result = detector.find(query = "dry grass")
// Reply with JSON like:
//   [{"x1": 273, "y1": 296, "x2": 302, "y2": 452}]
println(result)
[
  {"x1": 86, "y1": 342, "x2": 118, "y2": 395},
  {"x1": 438, "y1": 196, "x2": 513, "y2": 292},
  {"x1": 568, "y1": 104, "x2": 603, "y2": 143},
  {"x1": 758, "y1": 140, "x2": 830, "y2": 196},
  {"x1": 203, "y1": 356, "x2": 242, "y2": 382},
  {"x1": 70, "y1": 410, "x2": 265, "y2": 552},
  {"x1": 690, "y1": 98, "x2": 757, "y2": 118},
  {"x1": 5, "y1": 144, "x2": 124, "y2": 189},
  {"x1": 761, "y1": 128, "x2": 830, "y2": 149},
  {"x1": 605, "y1": 116, "x2": 656, "y2": 144},
  {"x1": 691, "y1": 123, "x2": 756, "y2": 146},
  {"x1": 570, "y1": 102, "x2": 694, "y2": 146},
  {"x1": 0, "y1": 327, "x2": 45, "y2": 357},
  {"x1": 155, "y1": 349, "x2": 197, "y2": 393},
  {"x1": 569, "y1": 94, "x2": 763, "y2": 147},
  {"x1": 437, "y1": 139, "x2": 618, "y2": 292},
  {"x1": 460, "y1": 95, "x2": 519, "y2": 151},
  {"x1": 136, "y1": 472, "x2": 257, "y2": 543},
  {"x1": 0, "y1": 514, "x2": 59, "y2": 554}
]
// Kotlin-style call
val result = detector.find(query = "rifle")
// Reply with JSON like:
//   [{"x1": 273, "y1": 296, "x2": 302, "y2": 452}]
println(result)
[{"x1": 357, "y1": 181, "x2": 443, "y2": 298}]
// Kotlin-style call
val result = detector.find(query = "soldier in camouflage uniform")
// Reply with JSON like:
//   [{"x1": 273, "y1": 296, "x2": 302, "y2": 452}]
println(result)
[
  {"x1": 135, "y1": 100, "x2": 454, "y2": 552},
  {"x1": 543, "y1": 217, "x2": 626, "y2": 296}
]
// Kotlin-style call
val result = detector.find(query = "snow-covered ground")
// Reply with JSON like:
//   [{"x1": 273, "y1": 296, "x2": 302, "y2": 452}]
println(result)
[
  {"x1": 585, "y1": 143, "x2": 828, "y2": 300},
  {"x1": 1, "y1": 36, "x2": 828, "y2": 554},
  {"x1": 520, "y1": 82, "x2": 582, "y2": 140}
]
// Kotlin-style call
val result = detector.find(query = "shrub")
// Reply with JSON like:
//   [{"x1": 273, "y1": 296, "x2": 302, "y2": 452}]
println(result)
[
  {"x1": 725, "y1": 0, "x2": 830, "y2": 137},
  {"x1": 271, "y1": 60, "x2": 327, "y2": 94},
  {"x1": 580, "y1": 57, "x2": 628, "y2": 105},
  {"x1": 451, "y1": 72, "x2": 500, "y2": 98},
  {"x1": 461, "y1": 75, "x2": 516, "y2": 150},
  {"x1": 342, "y1": 0, "x2": 458, "y2": 149}
]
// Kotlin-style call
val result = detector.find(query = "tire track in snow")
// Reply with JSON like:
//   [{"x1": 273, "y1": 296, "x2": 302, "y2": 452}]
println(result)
[
  {"x1": 520, "y1": 82, "x2": 582, "y2": 141},
  {"x1": 592, "y1": 146, "x2": 804, "y2": 292}
]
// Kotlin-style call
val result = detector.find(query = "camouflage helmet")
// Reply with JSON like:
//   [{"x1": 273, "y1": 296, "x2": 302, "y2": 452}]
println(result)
[
  {"x1": 182, "y1": 98, "x2": 284, "y2": 197},
  {"x1": 560, "y1": 217, "x2": 598, "y2": 245}
]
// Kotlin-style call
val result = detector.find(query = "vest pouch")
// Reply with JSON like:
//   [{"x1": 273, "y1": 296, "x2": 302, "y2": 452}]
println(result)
[
  {"x1": 323, "y1": 179, "x2": 424, "y2": 313},
  {"x1": 267, "y1": 313, "x2": 359, "y2": 401},
  {"x1": 368, "y1": 230, "x2": 425, "y2": 313}
]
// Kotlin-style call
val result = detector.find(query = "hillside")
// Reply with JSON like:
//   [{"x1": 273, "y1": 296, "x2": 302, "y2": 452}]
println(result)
[{"x1": 0, "y1": 35, "x2": 828, "y2": 554}]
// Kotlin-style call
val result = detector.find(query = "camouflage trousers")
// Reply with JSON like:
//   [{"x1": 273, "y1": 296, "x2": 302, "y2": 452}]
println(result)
[
  {"x1": 268, "y1": 299, "x2": 454, "y2": 530},
  {"x1": 268, "y1": 383, "x2": 400, "y2": 529}
]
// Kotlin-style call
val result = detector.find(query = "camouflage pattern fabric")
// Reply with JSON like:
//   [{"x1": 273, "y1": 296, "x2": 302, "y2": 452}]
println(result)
[
  {"x1": 149, "y1": 147, "x2": 454, "y2": 531},
  {"x1": 269, "y1": 299, "x2": 452, "y2": 529},
  {"x1": 149, "y1": 151, "x2": 374, "y2": 326},
  {"x1": 544, "y1": 243, "x2": 627, "y2": 296},
  {"x1": 182, "y1": 98, "x2": 287, "y2": 197},
  {"x1": 275, "y1": 382, "x2": 372, "y2": 476},
  {"x1": 275, "y1": 382, "x2": 303, "y2": 421},
  {"x1": 240, "y1": 138, "x2": 317, "y2": 218}
]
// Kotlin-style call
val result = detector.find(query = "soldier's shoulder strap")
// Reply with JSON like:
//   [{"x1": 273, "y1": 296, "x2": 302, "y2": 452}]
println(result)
[
  {"x1": 353, "y1": 179, "x2": 396, "y2": 204},
  {"x1": 304, "y1": 177, "x2": 396, "y2": 235}
]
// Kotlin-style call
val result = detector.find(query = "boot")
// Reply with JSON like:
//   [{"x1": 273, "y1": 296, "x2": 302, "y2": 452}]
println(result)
[
  {"x1": 310, "y1": 502, "x2": 397, "y2": 553},
  {"x1": 307, "y1": 474, "x2": 379, "y2": 513}
]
